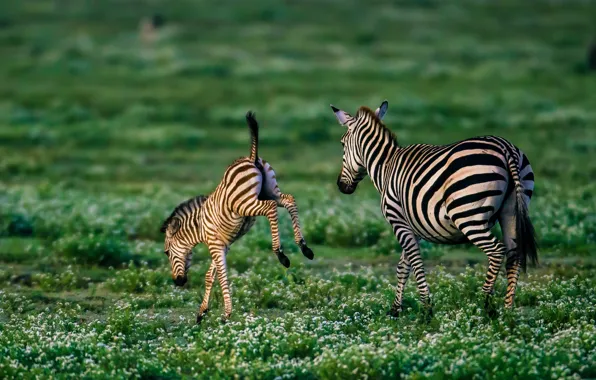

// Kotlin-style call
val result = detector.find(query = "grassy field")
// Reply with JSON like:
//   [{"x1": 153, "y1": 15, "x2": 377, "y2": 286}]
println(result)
[{"x1": 1, "y1": 0, "x2": 596, "y2": 378}]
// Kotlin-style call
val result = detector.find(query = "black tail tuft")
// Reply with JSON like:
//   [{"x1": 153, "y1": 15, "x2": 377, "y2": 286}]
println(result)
[
  {"x1": 245, "y1": 111, "x2": 259, "y2": 163},
  {"x1": 515, "y1": 189, "x2": 538, "y2": 272}
]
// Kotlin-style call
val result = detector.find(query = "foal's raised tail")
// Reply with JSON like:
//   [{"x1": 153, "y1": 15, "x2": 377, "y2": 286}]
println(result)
[
  {"x1": 246, "y1": 111, "x2": 259, "y2": 163},
  {"x1": 505, "y1": 149, "x2": 538, "y2": 272}
]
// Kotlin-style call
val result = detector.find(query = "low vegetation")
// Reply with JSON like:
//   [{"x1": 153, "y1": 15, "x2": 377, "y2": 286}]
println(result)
[{"x1": 1, "y1": 0, "x2": 595, "y2": 378}]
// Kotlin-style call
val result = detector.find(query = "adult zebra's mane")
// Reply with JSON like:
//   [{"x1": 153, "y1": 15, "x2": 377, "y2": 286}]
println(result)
[
  {"x1": 356, "y1": 106, "x2": 399, "y2": 146},
  {"x1": 160, "y1": 194, "x2": 209, "y2": 233}
]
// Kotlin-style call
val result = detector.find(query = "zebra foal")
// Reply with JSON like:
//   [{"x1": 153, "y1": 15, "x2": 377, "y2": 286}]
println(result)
[
  {"x1": 160, "y1": 112, "x2": 314, "y2": 323},
  {"x1": 330, "y1": 100, "x2": 538, "y2": 318}
]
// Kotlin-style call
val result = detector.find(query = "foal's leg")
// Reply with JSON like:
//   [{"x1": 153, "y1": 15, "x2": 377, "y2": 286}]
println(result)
[
  {"x1": 233, "y1": 198, "x2": 290, "y2": 268},
  {"x1": 196, "y1": 261, "x2": 216, "y2": 324},
  {"x1": 207, "y1": 241, "x2": 233, "y2": 321},
  {"x1": 277, "y1": 193, "x2": 314, "y2": 260}
]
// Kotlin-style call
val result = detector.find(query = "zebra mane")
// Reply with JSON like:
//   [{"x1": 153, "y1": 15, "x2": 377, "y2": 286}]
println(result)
[
  {"x1": 160, "y1": 194, "x2": 209, "y2": 233},
  {"x1": 356, "y1": 106, "x2": 399, "y2": 145}
]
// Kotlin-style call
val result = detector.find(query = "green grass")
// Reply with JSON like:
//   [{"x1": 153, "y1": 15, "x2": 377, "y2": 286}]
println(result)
[{"x1": 1, "y1": 0, "x2": 596, "y2": 378}]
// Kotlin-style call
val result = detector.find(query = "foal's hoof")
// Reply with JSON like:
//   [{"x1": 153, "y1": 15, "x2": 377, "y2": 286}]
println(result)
[
  {"x1": 484, "y1": 299, "x2": 499, "y2": 319},
  {"x1": 220, "y1": 314, "x2": 231, "y2": 324},
  {"x1": 419, "y1": 304, "x2": 434, "y2": 324},
  {"x1": 423, "y1": 308, "x2": 434, "y2": 324},
  {"x1": 387, "y1": 308, "x2": 401, "y2": 318},
  {"x1": 300, "y1": 243, "x2": 314, "y2": 260},
  {"x1": 487, "y1": 308, "x2": 498, "y2": 319},
  {"x1": 196, "y1": 309, "x2": 209, "y2": 324},
  {"x1": 276, "y1": 248, "x2": 290, "y2": 268}
]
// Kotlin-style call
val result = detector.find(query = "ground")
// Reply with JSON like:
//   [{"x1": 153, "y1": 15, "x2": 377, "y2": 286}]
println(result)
[{"x1": 1, "y1": 0, "x2": 596, "y2": 378}]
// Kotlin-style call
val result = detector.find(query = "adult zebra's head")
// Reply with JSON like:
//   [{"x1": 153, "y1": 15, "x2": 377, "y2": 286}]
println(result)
[
  {"x1": 330, "y1": 100, "x2": 389, "y2": 194},
  {"x1": 160, "y1": 195, "x2": 208, "y2": 286}
]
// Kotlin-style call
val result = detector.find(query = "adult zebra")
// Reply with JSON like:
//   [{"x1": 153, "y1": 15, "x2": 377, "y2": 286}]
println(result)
[
  {"x1": 160, "y1": 111, "x2": 314, "y2": 323},
  {"x1": 330, "y1": 101, "x2": 537, "y2": 317}
]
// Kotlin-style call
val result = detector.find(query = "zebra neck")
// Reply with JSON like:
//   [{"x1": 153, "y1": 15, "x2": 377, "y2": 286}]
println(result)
[
  {"x1": 180, "y1": 214, "x2": 205, "y2": 245},
  {"x1": 361, "y1": 134, "x2": 399, "y2": 194}
]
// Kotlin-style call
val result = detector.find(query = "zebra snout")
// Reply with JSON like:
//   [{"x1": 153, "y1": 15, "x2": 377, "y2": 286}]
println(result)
[
  {"x1": 337, "y1": 177, "x2": 356, "y2": 194},
  {"x1": 173, "y1": 275, "x2": 187, "y2": 287}
]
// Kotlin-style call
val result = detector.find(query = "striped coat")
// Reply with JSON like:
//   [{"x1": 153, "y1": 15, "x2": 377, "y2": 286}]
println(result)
[
  {"x1": 161, "y1": 112, "x2": 314, "y2": 323},
  {"x1": 330, "y1": 101, "x2": 537, "y2": 318}
]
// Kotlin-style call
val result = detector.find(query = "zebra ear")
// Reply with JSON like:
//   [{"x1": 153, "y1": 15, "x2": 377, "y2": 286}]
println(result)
[
  {"x1": 330, "y1": 104, "x2": 350, "y2": 125},
  {"x1": 167, "y1": 218, "x2": 181, "y2": 236},
  {"x1": 375, "y1": 100, "x2": 388, "y2": 120}
]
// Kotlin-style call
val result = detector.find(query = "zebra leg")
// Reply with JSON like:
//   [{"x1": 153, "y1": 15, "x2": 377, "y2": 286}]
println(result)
[
  {"x1": 398, "y1": 232, "x2": 432, "y2": 320},
  {"x1": 196, "y1": 261, "x2": 216, "y2": 324},
  {"x1": 459, "y1": 226, "x2": 506, "y2": 316},
  {"x1": 482, "y1": 237, "x2": 506, "y2": 318},
  {"x1": 277, "y1": 193, "x2": 314, "y2": 260},
  {"x1": 208, "y1": 242, "x2": 232, "y2": 322},
  {"x1": 499, "y1": 192, "x2": 521, "y2": 309},
  {"x1": 234, "y1": 199, "x2": 290, "y2": 268},
  {"x1": 387, "y1": 252, "x2": 411, "y2": 318},
  {"x1": 504, "y1": 253, "x2": 521, "y2": 308}
]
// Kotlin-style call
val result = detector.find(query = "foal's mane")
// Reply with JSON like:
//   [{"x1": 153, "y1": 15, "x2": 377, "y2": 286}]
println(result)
[{"x1": 160, "y1": 194, "x2": 209, "y2": 233}]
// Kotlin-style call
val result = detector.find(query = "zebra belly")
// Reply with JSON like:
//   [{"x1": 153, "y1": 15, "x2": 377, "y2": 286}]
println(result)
[
  {"x1": 229, "y1": 217, "x2": 256, "y2": 244},
  {"x1": 407, "y1": 204, "x2": 468, "y2": 244},
  {"x1": 400, "y1": 147, "x2": 509, "y2": 244}
]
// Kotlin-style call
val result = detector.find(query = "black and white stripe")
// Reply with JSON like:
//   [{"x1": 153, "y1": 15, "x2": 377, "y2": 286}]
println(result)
[
  {"x1": 330, "y1": 101, "x2": 537, "y2": 317},
  {"x1": 160, "y1": 112, "x2": 314, "y2": 323}
]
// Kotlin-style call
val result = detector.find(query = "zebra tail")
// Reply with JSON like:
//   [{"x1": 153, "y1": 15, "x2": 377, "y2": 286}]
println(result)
[
  {"x1": 506, "y1": 149, "x2": 538, "y2": 272},
  {"x1": 245, "y1": 111, "x2": 259, "y2": 163}
]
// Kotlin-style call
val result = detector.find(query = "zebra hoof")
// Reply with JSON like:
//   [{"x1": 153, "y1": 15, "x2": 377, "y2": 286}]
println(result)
[
  {"x1": 386, "y1": 308, "x2": 400, "y2": 318},
  {"x1": 220, "y1": 314, "x2": 231, "y2": 324},
  {"x1": 484, "y1": 301, "x2": 498, "y2": 319},
  {"x1": 277, "y1": 250, "x2": 290, "y2": 268},
  {"x1": 487, "y1": 308, "x2": 498, "y2": 319},
  {"x1": 300, "y1": 244, "x2": 314, "y2": 260},
  {"x1": 423, "y1": 308, "x2": 434, "y2": 324},
  {"x1": 196, "y1": 309, "x2": 209, "y2": 324}
]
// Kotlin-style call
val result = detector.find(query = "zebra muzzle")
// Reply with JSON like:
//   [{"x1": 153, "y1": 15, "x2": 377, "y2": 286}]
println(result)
[
  {"x1": 173, "y1": 275, "x2": 187, "y2": 287},
  {"x1": 337, "y1": 178, "x2": 356, "y2": 194}
]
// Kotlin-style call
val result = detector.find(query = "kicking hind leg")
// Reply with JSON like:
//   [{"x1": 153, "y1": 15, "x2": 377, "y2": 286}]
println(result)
[
  {"x1": 258, "y1": 159, "x2": 314, "y2": 260},
  {"x1": 277, "y1": 193, "x2": 314, "y2": 260},
  {"x1": 233, "y1": 197, "x2": 290, "y2": 268}
]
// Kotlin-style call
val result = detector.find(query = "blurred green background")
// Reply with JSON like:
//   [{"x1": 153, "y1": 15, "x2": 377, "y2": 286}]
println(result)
[
  {"x1": 2, "y1": 0, "x2": 595, "y2": 193},
  {"x1": 1, "y1": 0, "x2": 596, "y2": 378}
]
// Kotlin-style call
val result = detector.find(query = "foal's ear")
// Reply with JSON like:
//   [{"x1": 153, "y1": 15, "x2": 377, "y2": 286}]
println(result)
[
  {"x1": 165, "y1": 218, "x2": 181, "y2": 236},
  {"x1": 330, "y1": 104, "x2": 351, "y2": 125},
  {"x1": 375, "y1": 100, "x2": 388, "y2": 120}
]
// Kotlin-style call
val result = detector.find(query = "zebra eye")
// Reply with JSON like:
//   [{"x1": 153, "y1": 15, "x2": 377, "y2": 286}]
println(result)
[{"x1": 164, "y1": 250, "x2": 169, "y2": 257}]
